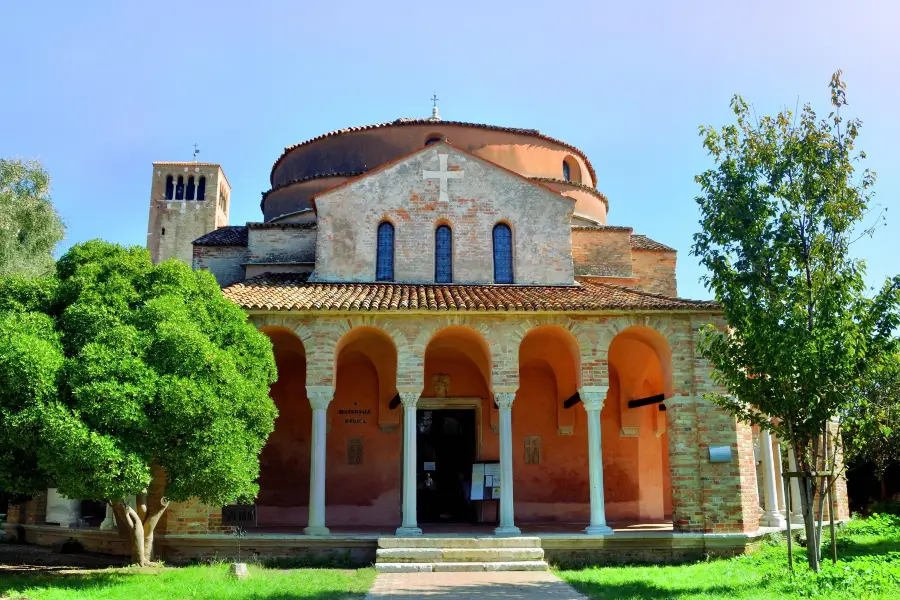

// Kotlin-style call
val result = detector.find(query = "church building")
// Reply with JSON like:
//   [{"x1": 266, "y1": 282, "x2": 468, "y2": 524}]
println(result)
[{"x1": 5, "y1": 107, "x2": 848, "y2": 566}]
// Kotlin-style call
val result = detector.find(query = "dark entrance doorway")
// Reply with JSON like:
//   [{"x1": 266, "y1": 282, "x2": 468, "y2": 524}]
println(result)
[{"x1": 416, "y1": 409, "x2": 476, "y2": 523}]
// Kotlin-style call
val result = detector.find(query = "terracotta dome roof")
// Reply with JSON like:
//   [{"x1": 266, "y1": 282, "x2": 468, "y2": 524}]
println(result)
[{"x1": 270, "y1": 119, "x2": 597, "y2": 187}]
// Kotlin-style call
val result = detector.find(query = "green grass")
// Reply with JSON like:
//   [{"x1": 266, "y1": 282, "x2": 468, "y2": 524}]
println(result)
[
  {"x1": 558, "y1": 514, "x2": 900, "y2": 599},
  {"x1": 0, "y1": 564, "x2": 376, "y2": 600}
]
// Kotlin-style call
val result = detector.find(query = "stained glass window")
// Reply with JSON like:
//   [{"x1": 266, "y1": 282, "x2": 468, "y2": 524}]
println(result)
[
  {"x1": 562, "y1": 160, "x2": 571, "y2": 182},
  {"x1": 493, "y1": 223, "x2": 513, "y2": 283},
  {"x1": 435, "y1": 225, "x2": 452, "y2": 283},
  {"x1": 376, "y1": 222, "x2": 394, "y2": 281}
]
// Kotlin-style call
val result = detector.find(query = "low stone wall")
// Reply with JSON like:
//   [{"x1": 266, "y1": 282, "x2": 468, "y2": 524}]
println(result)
[
  {"x1": 3, "y1": 524, "x2": 778, "y2": 568},
  {"x1": 542, "y1": 532, "x2": 766, "y2": 567},
  {"x1": 1, "y1": 524, "x2": 130, "y2": 556}
]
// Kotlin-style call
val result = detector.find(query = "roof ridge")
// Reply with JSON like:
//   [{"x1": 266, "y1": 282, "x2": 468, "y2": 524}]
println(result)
[{"x1": 580, "y1": 279, "x2": 716, "y2": 306}]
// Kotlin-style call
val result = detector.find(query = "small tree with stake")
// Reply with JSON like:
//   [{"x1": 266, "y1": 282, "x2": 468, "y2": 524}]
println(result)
[
  {"x1": 692, "y1": 71, "x2": 900, "y2": 572},
  {"x1": 0, "y1": 241, "x2": 278, "y2": 566}
]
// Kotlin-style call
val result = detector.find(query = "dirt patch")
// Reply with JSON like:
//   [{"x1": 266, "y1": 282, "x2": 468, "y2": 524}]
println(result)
[{"x1": 0, "y1": 543, "x2": 128, "y2": 573}]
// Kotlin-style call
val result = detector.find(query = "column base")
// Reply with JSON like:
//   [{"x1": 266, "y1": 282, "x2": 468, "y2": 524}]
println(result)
[
  {"x1": 762, "y1": 512, "x2": 786, "y2": 528},
  {"x1": 790, "y1": 513, "x2": 805, "y2": 525},
  {"x1": 395, "y1": 526, "x2": 423, "y2": 536},
  {"x1": 303, "y1": 526, "x2": 331, "y2": 536},
  {"x1": 494, "y1": 525, "x2": 521, "y2": 537},
  {"x1": 585, "y1": 524, "x2": 614, "y2": 535}
]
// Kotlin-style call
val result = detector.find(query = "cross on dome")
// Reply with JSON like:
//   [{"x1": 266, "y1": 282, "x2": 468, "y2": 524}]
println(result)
[{"x1": 423, "y1": 153, "x2": 463, "y2": 203}]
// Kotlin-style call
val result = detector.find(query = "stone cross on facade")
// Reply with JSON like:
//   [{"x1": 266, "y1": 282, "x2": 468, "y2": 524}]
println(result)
[{"x1": 423, "y1": 154, "x2": 463, "y2": 203}]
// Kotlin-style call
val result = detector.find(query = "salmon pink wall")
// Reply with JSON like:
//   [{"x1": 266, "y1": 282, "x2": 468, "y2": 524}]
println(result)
[
  {"x1": 327, "y1": 356, "x2": 400, "y2": 527},
  {"x1": 513, "y1": 363, "x2": 590, "y2": 522},
  {"x1": 256, "y1": 330, "x2": 311, "y2": 526}
]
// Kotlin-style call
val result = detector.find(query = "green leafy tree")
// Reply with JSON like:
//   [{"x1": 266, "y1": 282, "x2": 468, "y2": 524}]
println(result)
[
  {"x1": 692, "y1": 71, "x2": 900, "y2": 571},
  {"x1": 0, "y1": 159, "x2": 65, "y2": 276},
  {"x1": 844, "y1": 354, "x2": 900, "y2": 500},
  {"x1": 0, "y1": 241, "x2": 277, "y2": 565}
]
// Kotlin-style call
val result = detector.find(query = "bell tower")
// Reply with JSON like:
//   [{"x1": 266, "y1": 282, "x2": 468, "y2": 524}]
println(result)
[{"x1": 146, "y1": 162, "x2": 230, "y2": 265}]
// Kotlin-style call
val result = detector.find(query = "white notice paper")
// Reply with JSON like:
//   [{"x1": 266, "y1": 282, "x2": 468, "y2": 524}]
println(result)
[{"x1": 471, "y1": 463, "x2": 485, "y2": 500}]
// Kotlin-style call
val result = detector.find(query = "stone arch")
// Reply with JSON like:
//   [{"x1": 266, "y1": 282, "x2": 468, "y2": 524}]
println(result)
[
  {"x1": 333, "y1": 325, "x2": 399, "y2": 407},
  {"x1": 328, "y1": 324, "x2": 402, "y2": 527},
  {"x1": 423, "y1": 324, "x2": 493, "y2": 396},
  {"x1": 603, "y1": 324, "x2": 674, "y2": 523},
  {"x1": 514, "y1": 324, "x2": 589, "y2": 523},
  {"x1": 256, "y1": 325, "x2": 311, "y2": 527}
]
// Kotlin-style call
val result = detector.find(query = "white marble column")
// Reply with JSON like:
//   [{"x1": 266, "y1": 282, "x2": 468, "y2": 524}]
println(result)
[
  {"x1": 786, "y1": 444, "x2": 805, "y2": 523},
  {"x1": 773, "y1": 436, "x2": 787, "y2": 515},
  {"x1": 397, "y1": 391, "x2": 422, "y2": 536},
  {"x1": 100, "y1": 503, "x2": 116, "y2": 530},
  {"x1": 45, "y1": 488, "x2": 81, "y2": 527},
  {"x1": 759, "y1": 429, "x2": 786, "y2": 527},
  {"x1": 581, "y1": 386, "x2": 614, "y2": 535},
  {"x1": 494, "y1": 391, "x2": 520, "y2": 536},
  {"x1": 304, "y1": 386, "x2": 334, "y2": 535}
]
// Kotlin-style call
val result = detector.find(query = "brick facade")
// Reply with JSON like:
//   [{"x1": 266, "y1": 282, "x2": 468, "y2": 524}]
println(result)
[{"x1": 313, "y1": 144, "x2": 576, "y2": 285}]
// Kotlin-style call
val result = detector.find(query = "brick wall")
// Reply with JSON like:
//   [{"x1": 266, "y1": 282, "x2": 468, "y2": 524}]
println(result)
[
  {"x1": 571, "y1": 227, "x2": 634, "y2": 278},
  {"x1": 314, "y1": 144, "x2": 575, "y2": 285},
  {"x1": 632, "y1": 249, "x2": 677, "y2": 297},
  {"x1": 147, "y1": 163, "x2": 229, "y2": 265},
  {"x1": 248, "y1": 224, "x2": 317, "y2": 263},
  {"x1": 193, "y1": 245, "x2": 248, "y2": 287}
]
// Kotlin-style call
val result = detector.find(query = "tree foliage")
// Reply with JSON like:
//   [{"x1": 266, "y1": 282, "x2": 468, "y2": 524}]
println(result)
[
  {"x1": 0, "y1": 159, "x2": 65, "y2": 276},
  {"x1": 844, "y1": 354, "x2": 900, "y2": 497},
  {"x1": 0, "y1": 241, "x2": 277, "y2": 564},
  {"x1": 692, "y1": 71, "x2": 900, "y2": 571}
]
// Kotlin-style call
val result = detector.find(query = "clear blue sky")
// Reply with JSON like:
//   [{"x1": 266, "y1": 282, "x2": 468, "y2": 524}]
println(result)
[{"x1": 2, "y1": 1, "x2": 897, "y2": 300}]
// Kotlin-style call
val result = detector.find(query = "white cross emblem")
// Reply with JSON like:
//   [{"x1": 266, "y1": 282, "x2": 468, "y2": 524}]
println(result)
[{"x1": 423, "y1": 154, "x2": 464, "y2": 203}]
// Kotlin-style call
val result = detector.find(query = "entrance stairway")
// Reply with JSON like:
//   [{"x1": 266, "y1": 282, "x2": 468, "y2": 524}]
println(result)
[{"x1": 375, "y1": 536, "x2": 548, "y2": 572}]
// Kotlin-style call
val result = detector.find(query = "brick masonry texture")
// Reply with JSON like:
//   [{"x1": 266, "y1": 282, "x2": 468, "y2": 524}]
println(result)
[
  {"x1": 147, "y1": 163, "x2": 230, "y2": 265},
  {"x1": 313, "y1": 144, "x2": 576, "y2": 285},
  {"x1": 632, "y1": 249, "x2": 677, "y2": 296},
  {"x1": 193, "y1": 245, "x2": 247, "y2": 287},
  {"x1": 571, "y1": 228, "x2": 633, "y2": 277}
]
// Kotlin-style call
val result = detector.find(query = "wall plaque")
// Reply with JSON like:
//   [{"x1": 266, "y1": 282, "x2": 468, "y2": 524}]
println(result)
[
  {"x1": 222, "y1": 504, "x2": 257, "y2": 527},
  {"x1": 708, "y1": 446, "x2": 733, "y2": 463}
]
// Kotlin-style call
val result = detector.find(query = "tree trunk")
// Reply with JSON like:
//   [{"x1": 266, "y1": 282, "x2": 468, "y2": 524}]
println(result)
[
  {"x1": 111, "y1": 465, "x2": 170, "y2": 567},
  {"x1": 794, "y1": 443, "x2": 820, "y2": 572},
  {"x1": 881, "y1": 473, "x2": 888, "y2": 501}
]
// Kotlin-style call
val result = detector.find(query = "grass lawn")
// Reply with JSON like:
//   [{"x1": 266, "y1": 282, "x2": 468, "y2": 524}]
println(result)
[
  {"x1": 0, "y1": 563, "x2": 376, "y2": 600},
  {"x1": 558, "y1": 513, "x2": 900, "y2": 600}
]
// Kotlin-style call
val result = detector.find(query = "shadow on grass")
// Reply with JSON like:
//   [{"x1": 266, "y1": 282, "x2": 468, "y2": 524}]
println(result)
[{"x1": 564, "y1": 579, "x2": 766, "y2": 600}]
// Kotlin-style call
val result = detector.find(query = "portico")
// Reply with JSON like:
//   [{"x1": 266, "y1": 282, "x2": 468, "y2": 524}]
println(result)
[{"x1": 236, "y1": 307, "x2": 754, "y2": 540}]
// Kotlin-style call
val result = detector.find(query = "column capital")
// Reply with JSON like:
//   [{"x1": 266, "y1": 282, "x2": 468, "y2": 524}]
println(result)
[
  {"x1": 579, "y1": 386, "x2": 609, "y2": 411},
  {"x1": 307, "y1": 385, "x2": 334, "y2": 410},
  {"x1": 398, "y1": 391, "x2": 420, "y2": 407},
  {"x1": 494, "y1": 391, "x2": 516, "y2": 409}
]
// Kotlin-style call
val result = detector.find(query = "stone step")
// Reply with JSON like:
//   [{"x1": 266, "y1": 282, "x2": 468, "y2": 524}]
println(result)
[
  {"x1": 378, "y1": 536, "x2": 542, "y2": 549},
  {"x1": 376, "y1": 547, "x2": 545, "y2": 563},
  {"x1": 376, "y1": 560, "x2": 550, "y2": 573}
]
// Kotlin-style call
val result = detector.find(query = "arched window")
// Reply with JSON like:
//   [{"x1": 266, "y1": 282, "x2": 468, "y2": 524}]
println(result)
[
  {"x1": 493, "y1": 223, "x2": 513, "y2": 284},
  {"x1": 562, "y1": 160, "x2": 571, "y2": 182},
  {"x1": 425, "y1": 136, "x2": 442, "y2": 146},
  {"x1": 435, "y1": 224, "x2": 452, "y2": 283},
  {"x1": 376, "y1": 221, "x2": 395, "y2": 282},
  {"x1": 175, "y1": 175, "x2": 185, "y2": 200},
  {"x1": 186, "y1": 176, "x2": 196, "y2": 200},
  {"x1": 164, "y1": 175, "x2": 174, "y2": 200},
  {"x1": 197, "y1": 177, "x2": 206, "y2": 200}
]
